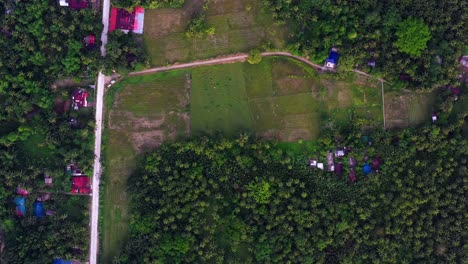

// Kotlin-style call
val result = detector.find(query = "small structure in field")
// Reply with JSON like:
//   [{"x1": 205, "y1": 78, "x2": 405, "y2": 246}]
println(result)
[
  {"x1": 83, "y1": 35, "x2": 96, "y2": 49},
  {"x1": 58, "y1": 0, "x2": 88, "y2": 9},
  {"x1": 335, "y1": 162, "x2": 343, "y2": 176},
  {"x1": 317, "y1": 163, "x2": 324, "y2": 170},
  {"x1": 309, "y1": 159, "x2": 317, "y2": 167},
  {"x1": 348, "y1": 168, "x2": 357, "y2": 183},
  {"x1": 46, "y1": 210, "x2": 56, "y2": 216},
  {"x1": 71, "y1": 89, "x2": 89, "y2": 110},
  {"x1": 33, "y1": 201, "x2": 44, "y2": 218},
  {"x1": 53, "y1": 259, "x2": 72, "y2": 264},
  {"x1": 362, "y1": 163, "x2": 372, "y2": 175},
  {"x1": 335, "y1": 148, "x2": 345, "y2": 157},
  {"x1": 450, "y1": 86, "x2": 461, "y2": 100},
  {"x1": 372, "y1": 158, "x2": 382, "y2": 171},
  {"x1": 327, "y1": 151, "x2": 335, "y2": 172},
  {"x1": 71, "y1": 176, "x2": 91, "y2": 194},
  {"x1": 324, "y1": 48, "x2": 339, "y2": 71},
  {"x1": 67, "y1": 163, "x2": 83, "y2": 176},
  {"x1": 459, "y1": 56, "x2": 468, "y2": 83},
  {"x1": 16, "y1": 187, "x2": 29, "y2": 196},
  {"x1": 109, "y1": 6, "x2": 145, "y2": 34},
  {"x1": 14, "y1": 197, "x2": 26, "y2": 216},
  {"x1": 44, "y1": 174, "x2": 53, "y2": 186}
]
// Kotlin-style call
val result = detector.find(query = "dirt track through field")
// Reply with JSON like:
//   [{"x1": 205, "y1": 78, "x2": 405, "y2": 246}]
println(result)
[{"x1": 129, "y1": 52, "x2": 325, "y2": 76}]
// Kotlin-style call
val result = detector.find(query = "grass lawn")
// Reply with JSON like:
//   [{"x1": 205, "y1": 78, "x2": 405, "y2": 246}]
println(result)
[{"x1": 143, "y1": 0, "x2": 287, "y2": 65}]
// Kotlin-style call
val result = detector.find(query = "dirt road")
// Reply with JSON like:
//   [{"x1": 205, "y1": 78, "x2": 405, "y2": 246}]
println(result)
[{"x1": 129, "y1": 52, "x2": 326, "y2": 76}]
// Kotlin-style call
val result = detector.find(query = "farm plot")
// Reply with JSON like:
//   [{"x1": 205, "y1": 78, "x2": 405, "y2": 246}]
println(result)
[
  {"x1": 385, "y1": 90, "x2": 437, "y2": 128},
  {"x1": 143, "y1": 0, "x2": 287, "y2": 65},
  {"x1": 190, "y1": 57, "x2": 383, "y2": 140},
  {"x1": 101, "y1": 71, "x2": 190, "y2": 263}
]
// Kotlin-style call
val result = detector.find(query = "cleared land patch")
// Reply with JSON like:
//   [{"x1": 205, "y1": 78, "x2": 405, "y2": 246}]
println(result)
[
  {"x1": 143, "y1": 0, "x2": 287, "y2": 65},
  {"x1": 385, "y1": 90, "x2": 437, "y2": 128}
]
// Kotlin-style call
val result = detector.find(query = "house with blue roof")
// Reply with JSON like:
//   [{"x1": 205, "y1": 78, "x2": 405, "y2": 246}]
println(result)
[
  {"x1": 325, "y1": 48, "x2": 339, "y2": 70},
  {"x1": 14, "y1": 197, "x2": 26, "y2": 216},
  {"x1": 34, "y1": 201, "x2": 44, "y2": 218},
  {"x1": 53, "y1": 258, "x2": 72, "y2": 264}
]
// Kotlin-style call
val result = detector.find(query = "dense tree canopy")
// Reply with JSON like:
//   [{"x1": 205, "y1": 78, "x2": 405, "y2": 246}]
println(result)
[
  {"x1": 0, "y1": 1, "x2": 101, "y2": 262},
  {"x1": 263, "y1": 0, "x2": 467, "y2": 89},
  {"x1": 116, "y1": 112, "x2": 467, "y2": 263},
  {"x1": 112, "y1": 0, "x2": 185, "y2": 8}
]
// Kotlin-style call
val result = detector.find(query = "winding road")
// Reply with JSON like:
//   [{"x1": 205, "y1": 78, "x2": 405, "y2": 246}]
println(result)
[{"x1": 129, "y1": 52, "x2": 326, "y2": 76}]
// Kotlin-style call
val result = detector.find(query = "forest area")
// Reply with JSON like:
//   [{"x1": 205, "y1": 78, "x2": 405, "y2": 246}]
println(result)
[
  {"x1": 115, "y1": 111, "x2": 467, "y2": 263},
  {"x1": 0, "y1": 0, "x2": 143, "y2": 262},
  {"x1": 263, "y1": 0, "x2": 467, "y2": 89}
]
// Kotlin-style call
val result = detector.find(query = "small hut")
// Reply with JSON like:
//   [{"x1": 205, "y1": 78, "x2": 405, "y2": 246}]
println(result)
[
  {"x1": 335, "y1": 162, "x2": 343, "y2": 176},
  {"x1": 44, "y1": 174, "x2": 53, "y2": 186},
  {"x1": 14, "y1": 197, "x2": 26, "y2": 216},
  {"x1": 327, "y1": 151, "x2": 334, "y2": 172},
  {"x1": 34, "y1": 201, "x2": 44, "y2": 218},
  {"x1": 348, "y1": 168, "x2": 357, "y2": 183},
  {"x1": 362, "y1": 163, "x2": 372, "y2": 175}
]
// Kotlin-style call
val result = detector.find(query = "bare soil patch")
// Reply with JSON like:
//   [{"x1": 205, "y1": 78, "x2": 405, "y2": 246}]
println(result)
[
  {"x1": 108, "y1": 110, "x2": 166, "y2": 131},
  {"x1": 131, "y1": 130, "x2": 165, "y2": 154}
]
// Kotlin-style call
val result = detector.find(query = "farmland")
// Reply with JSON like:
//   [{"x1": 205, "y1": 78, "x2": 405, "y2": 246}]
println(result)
[{"x1": 143, "y1": 0, "x2": 287, "y2": 65}]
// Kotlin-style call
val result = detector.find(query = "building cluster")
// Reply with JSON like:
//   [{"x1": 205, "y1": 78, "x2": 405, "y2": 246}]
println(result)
[{"x1": 309, "y1": 137, "x2": 383, "y2": 183}]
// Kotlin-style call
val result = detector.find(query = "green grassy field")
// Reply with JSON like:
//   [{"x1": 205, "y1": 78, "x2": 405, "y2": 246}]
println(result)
[
  {"x1": 190, "y1": 57, "x2": 382, "y2": 141},
  {"x1": 143, "y1": 0, "x2": 287, "y2": 65}
]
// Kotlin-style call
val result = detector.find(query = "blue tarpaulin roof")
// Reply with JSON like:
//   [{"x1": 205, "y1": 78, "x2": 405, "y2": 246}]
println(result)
[
  {"x1": 326, "y1": 51, "x2": 339, "y2": 64},
  {"x1": 14, "y1": 197, "x2": 26, "y2": 216},
  {"x1": 53, "y1": 259, "x2": 72, "y2": 264},
  {"x1": 34, "y1": 201, "x2": 44, "y2": 218},
  {"x1": 363, "y1": 163, "x2": 372, "y2": 175}
]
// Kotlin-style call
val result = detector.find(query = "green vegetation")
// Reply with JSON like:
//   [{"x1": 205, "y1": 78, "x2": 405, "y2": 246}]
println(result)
[
  {"x1": 395, "y1": 17, "x2": 432, "y2": 57},
  {"x1": 115, "y1": 111, "x2": 467, "y2": 262},
  {"x1": 247, "y1": 49, "x2": 263, "y2": 64},
  {"x1": 263, "y1": 0, "x2": 466, "y2": 89},
  {"x1": 113, "y1": 0, "x2": 185, "y2": 8},
  {"x1": 143, "y1": 0, "x2": 287, "y2": 65},
  {"x1": 0, "y1": 1, "x2": 102, "y2": 262},
  {"x1": 185, "y1": 14, "x2": 215, "y2": 39}
]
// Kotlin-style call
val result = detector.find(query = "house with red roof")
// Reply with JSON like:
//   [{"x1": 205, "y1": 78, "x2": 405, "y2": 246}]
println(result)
[
  {"x1": 84, "y1": 35, "x2": 96, "y2": 49},
  {"x1": 109, "y1": 6, "x2": 145, "y2": 34},
  {"x1": 71, "y1": 89, "x2": 89, "y2": 110},
  {"x1": 71, "y1": 176, "x2": 91, "y2": 194}
]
